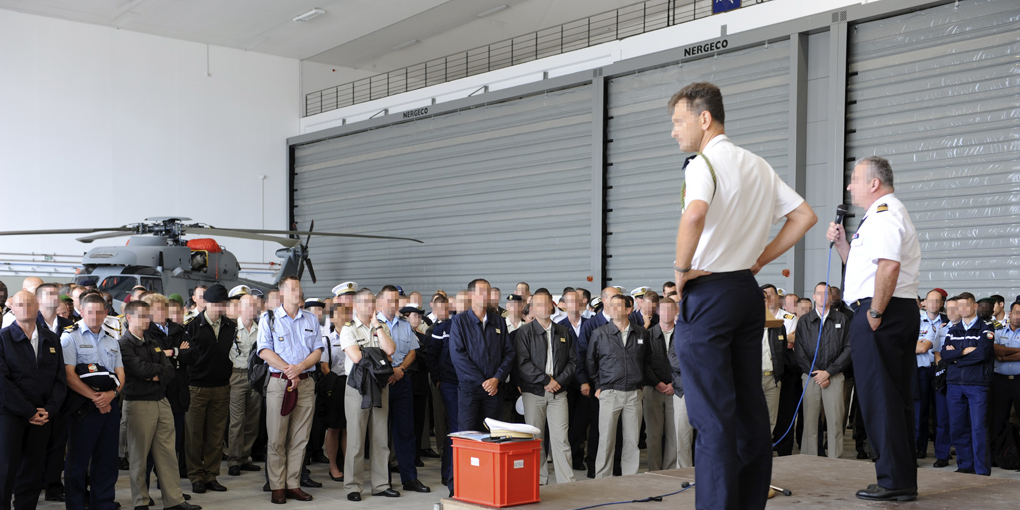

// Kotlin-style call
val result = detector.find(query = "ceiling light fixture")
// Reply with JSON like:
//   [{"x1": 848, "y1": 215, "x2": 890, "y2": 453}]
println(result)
[
  {"x1": 477, "y1": 4, "x2": 508, "y2": 17},
  {"x1": 392, "y1": 39, "x2": 419, "y2": 51},
  {"x1": 293, "y1": 8, "x2": 325, "y2": 23}
]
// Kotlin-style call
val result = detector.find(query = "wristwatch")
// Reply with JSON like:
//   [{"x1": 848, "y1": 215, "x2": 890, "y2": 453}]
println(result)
[{"x1": 868, "y1": 308, "x2": 883, "y2": 319}]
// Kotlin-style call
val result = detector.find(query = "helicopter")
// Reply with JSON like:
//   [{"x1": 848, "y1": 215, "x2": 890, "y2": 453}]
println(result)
[{"x1": 0, "y1": 217, "x2": 422, "y2": 311}]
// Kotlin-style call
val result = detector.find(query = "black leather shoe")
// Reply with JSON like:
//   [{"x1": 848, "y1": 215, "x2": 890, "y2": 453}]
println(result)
[
  {"x1": 239, "y1": 462, "x2": 261, "y2": 472},
  {"x1": 955, "y1": 468, "x2": 976, "y2": 474},
  {"x1": 149, "y1": 498, "x2": 155, "y2": 506},
  {"x1": 183, "y1": 494, "x2": 191, "y2": 500},
  {"x1": 441, "y1": 478, "x2": 449, "y2": 486},
  {"x1": 347, "y1": 492, "x2": 361, "y2": 501},
  {"x1": 263, "y1": 482, "x2": 271, "y2": 492},
  {"x1": 166, "y1": 503, "x2": 202, "y2": 510},
  {"x1": 205, "y1": 480, "x2": 227, "y2": 492},
  {"x1": 916, "y1": 451, "x2": 927, "y2": 459},
  {"x1": 856, "y1": 452, "x2": 869, "y2": 460},
  {"x1": 372, "y1": 488, "x2": 400, "y2": 498},
  {"x1": 311, "y1": 452, "x2": 330, "y2": 464},
  {"x1": 191, "y1": 481, "x2": 206, "y2": 494},
  {"x1": 389, "y1": 464, "x2": 400, "y2": 473},
  {"x1": 45, "y1": 487, "x2": 65, "y2": 502},
  {"x1": 572, "y1": 459, "x2": 586, "y2": 471},
  {"x1": 134, "y1": 506, "x2": 149, "y2": 510},
  {"x1": 855, "y1": 485, "x2": 917, "y2": 501},
  {"x1": 586, "y1": 466, "x2": 595, "y2": 479},
  {"x1": 119, "y1": 457, "x2": 131, "y2": 470},
  {"x1": 933, "y1": 459, "x2": 950, "y2": 468},
  {"x1": 228, "y1": 466, "x2": 240, "y2": 476},
  {"x1": 300, "y1": 476, "x2": 322, "y2": 488},
  {"x1": 415, "y1": 459, "x2": 424, "y2": 467},
  {"x1": 420, "y1": 449, "x2": 441, "y2": 459},
  {"x1": 402, "y1": 479, "x2": 431, "y2": 493},
  {"x1": 329, "y1": 472, "x2": 344, "y2": 482}
]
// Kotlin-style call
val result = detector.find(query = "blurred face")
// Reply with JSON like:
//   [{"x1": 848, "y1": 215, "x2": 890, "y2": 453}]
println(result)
[
  {"x1": 72, "y1": 288, "x2": 86, "y2": 310},
  {"x1": 432, "y1": 301, "x2": 449, "y2": 320},
  {"x1": 281, "y1": 280, "x2": 302, "y2": 307},
  {"x1": 379, "y1": 290, "x2": 399, "y2": 317},
  {"x1": 266, "y1": 290, "x2": 282, "y2": 310},
  {"x1": 663, "y1": 284, "x2": 676, "y2": 297},
  {"x1": 796, "y1": 300, "x2": 812, "y2": 317},
  {"x1": 225, "y1": 299, "x2": 241, "y2": 320},
  {"x1": 82, "y1": 301, "x2": 107, "y2": 331},
  {"x1": 336, "y1": 294, "x2": 354, "y2": 308},
  {"x1": 1010, "y1": 304, "x2": 1020, "y2": 329},
  {"x1": 471, "y1": 282, "x2": 490, "y2": 308},
  {"x1": 763, "y1": 287, "x2": 780, "y2": 310},
  {"x1": 239, "y1": 295, "x2": 260, "y2": 322},
  {"x1": 506, "y1": 300, "x2": 522, "y2": 318},
  {"x1": 564, "y1": 291, "x2": 581, "y2": 313},
  {"x1": 641, "y1": 297, "x2": 657, "y2": 317},
  {"x1": 489, "y1": 288, "x2": 501, "y2": 306},
  {"x1": 608, "y1": 297, "x2": 631, "y2": 323},
  {"x1": 398, "y1": 296, "x2": 408, "y2": 309},
  {"x1": 23, "y1": 277, "x2": 43, "y2": 293},
  {"x1": 813, "y1": 285, "x2": 829, "y2": 310},
  {"x1": 784, "y1": 295, "x2": 797, "y2": 312},
  {"x1": 127, "y1": 308, "x2": 151, "y2": 332},
  {"x1": 168, "y1": 303, "x2": 184, "y2": 323},
  {"x1": 150, "y1": 302, "x2": 168, "y2": 324},
  {"x1": 515, "y1": 284, "x2": 529, "y2": 301},
  {"x1": 993, "y1": 301, "x2": 1004, "y2": 316},
  {"x1": 354, "y1": 294, "x2": 375, "y2": 320},
  {"x1": 454, "y1": 294, "x2": 470, "y2": 314},
  {"x1": 531, "y1": 294, "x2": 552, "y2": 321},
  {"x1": 659, "y1": 302, "x2": 678, "y2": 328},
  {"x1": 847, "y1": 163, "x2": 879, "y2": 209},
  {"x1": 205, "y1": 302, "x2": 225, "y2": 322},
  {"x1": 977, "y1": 301, "x2": 994, "y2": 319},
  {"x1": 309, "y1": 305, "x2": 325, "y2": 325},
  {"x1": 924, "y1": 291, "x2": 944, "y2": 316},
  {"x1": 193, "y1": 287, "x2": 206, "y2": 306},
  {"x1": 958, "y1": 298, "x2": 977, "y2": 320},
  {"x1": 407, "y1": 312, "x2": 422, "y2": 329},
  {"x1": 57, "y1": 300, "x2": 70, "y2": 319},
  {"x1": 946, "y1": 300, "x2": 960, "y2": 323},
  {"x1": 670, "y1": 99, "x2": 709, "y2": 153},
  {"x1": 11, "y1": 291, "x2": 39, "y2": 323},
  {"x1": 332, "y1": 304, "x2": 352, "y2": 326},
  {"x1": 37, "y1": 286, "x2": 59, "y2": 311}
]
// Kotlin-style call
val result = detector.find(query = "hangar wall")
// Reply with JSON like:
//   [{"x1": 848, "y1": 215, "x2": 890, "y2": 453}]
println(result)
[
  {"x1": 291, "y1": 0, "x2": 1019, "y2": 300},
  {"x1": 0, "y1": 8, "x2": 299, "y2": 268}
]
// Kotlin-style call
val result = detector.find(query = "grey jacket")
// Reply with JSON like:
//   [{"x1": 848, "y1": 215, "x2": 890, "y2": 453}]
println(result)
[
  {"x1": 513, "y1": 319, "x2": 577, "y2": 396},
  {"x1": 794, "y1": 308, "x2": 851, "y2": 376},
  {"x1": 666, "y1": 329, "x2": 684, "y2": 399}
]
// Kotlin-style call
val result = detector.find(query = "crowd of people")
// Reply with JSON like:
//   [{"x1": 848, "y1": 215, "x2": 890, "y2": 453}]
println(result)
[{"x1": 1, "y1": 271, "x2": 1016, "y2": 509}]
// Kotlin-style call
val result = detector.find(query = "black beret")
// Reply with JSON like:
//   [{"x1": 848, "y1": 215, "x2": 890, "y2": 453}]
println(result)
[
  {"x1": 203, "y1": 284, "x2": 229, "y2": 304},
  {"x1": 400, "y1": 305, "x2": 424, "y2": 316}
]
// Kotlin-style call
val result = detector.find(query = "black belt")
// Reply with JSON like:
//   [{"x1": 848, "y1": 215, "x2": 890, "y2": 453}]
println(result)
[{"x1": 270, "y1": 373, "x2": 309, "y2": 380}]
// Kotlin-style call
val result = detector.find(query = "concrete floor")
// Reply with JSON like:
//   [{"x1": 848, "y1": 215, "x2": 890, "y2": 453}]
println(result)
[{"x1": 33, "y1": 432, "x2": 1020, "y2": 509}]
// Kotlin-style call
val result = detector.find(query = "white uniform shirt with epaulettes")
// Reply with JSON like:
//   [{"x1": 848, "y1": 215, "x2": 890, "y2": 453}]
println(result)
[
  {"x1": 60, "y1": 321, "x2": 123, "y2": 370},
  {"x1": 338, "y1": 315, "x2": 391, "y2": 375},
  {"x1": 102, "y1": 314, "x2": 124, "y2": 339},
  {"x1": 255, "y1": 306, "x2": 323, "y2": 374},
  {"x1": 777, "y1": 308, "x2": 796, "y2": 335},
  {"x1": 842, "y1": 194, "x2": 921, "y2": 304},
  {"x1": 322, "y1": 325, "x2": 347, "y2": 376},
  {"x1": 231, "y1": 318, "x2": 259, "y2": 369}
]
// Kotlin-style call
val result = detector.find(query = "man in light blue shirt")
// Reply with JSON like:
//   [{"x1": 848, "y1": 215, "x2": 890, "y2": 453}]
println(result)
[
  {"x1": 376, "y1": 285, "x2": 429, "y2": 494},
  {"x1": 914, "y1": 307, "x2": 936, "y2": 460},
  {"x1": 256, "y1": 275, "x2": 323, "y2": 504},
  {"x1": 990, "y1": 301, "x2": 1020, "y2": 441}
]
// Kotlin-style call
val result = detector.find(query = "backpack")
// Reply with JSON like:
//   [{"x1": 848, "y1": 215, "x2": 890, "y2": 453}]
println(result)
[
  {"x1": 992, "y1": 422, "x2": 1020, "y2": 470},
  {"x1": 247, "y1": 312, "x2": 272, "y2": 395}
]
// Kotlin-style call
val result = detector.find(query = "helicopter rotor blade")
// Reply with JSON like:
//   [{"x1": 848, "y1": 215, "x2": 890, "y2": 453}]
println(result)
[
  {"x1": 304, "y1": 257, "x2": 317, "y2": 284},
  {"x1": 304, "y1": 220, "x2": 314, "y2": 249},
  {"x1": 214, "y1": 228, "x2": 424, "y2": 244},
  {"x1": 184, "y1": 227, "x2": 300, "y2": 247},
  {"x1": 76, "y1": 231, "x2": 142, "y2": 244},
  {"x1": 0, "y1": 227, "x2": 136, "y2": 238}
]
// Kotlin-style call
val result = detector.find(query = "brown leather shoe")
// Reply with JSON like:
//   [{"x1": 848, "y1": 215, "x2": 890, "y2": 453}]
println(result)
[
  {"x1": 285, "y1": 489, "x2": 313, "y2": 501},
  {"x1": 270, "y1": 489, "x2": 286, "y2": 504}
]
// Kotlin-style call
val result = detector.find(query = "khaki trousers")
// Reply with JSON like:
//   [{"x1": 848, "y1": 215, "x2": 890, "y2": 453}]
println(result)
[
  {"x1": 672, "y1": 394, "x2": 694, "y2": 468},
  {"x1": 344, "y1": 383, "x2": 391, "y2": 494},
  {"x1": 227, "y1": 370, "x2": 262, "y2": 467},
  {"x1": 185, "y1": 385, "x2": 230, "y2": 484},
  {"x1": 594, "y1": 389, "x2": 642, "y2": 478},
  {"x1": 265, "y1": 376, "x2": 315, "y2": 490},
  {"x1": 801, "y1": 372, "x2": 845, "y2": 458},
  {"x1": 521, "y1": 390, "x2": 575, "y2": 484},
  {"x1": 642, "y1": 386, "x2": 677, "y2": 471},
  {"x1": 124, "y1": 399, "x2": 184, "y2": 508},
  {"x1": 762, "y1": 374, "x2": 781, "y2": 433}
]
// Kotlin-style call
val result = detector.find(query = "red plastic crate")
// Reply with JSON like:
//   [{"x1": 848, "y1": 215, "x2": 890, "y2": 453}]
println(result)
[{"x1": 452, "y1": 437, "x2": 542, "y2": 507}]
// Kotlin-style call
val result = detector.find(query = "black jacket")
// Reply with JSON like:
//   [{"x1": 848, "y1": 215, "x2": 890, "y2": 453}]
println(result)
[
  {"x1": 795, "y1": 309, "x2": 851, "y2": 376},
  {"x1": 409, "y1": 330, "x2": 430, "y2": 396},
  {"x1": 765, "y1": 325, "x2": 788, "y2": 386},
  {"x1": 0, "y1": 321, "x2": 66, "y2": 419},
  {"x1": 348, "y1": 350, "x2": 391, "y2": 409},
  {"x1": 645, "y1": 324, "x2": 675, "y2": 387},
  {"x1": 666, "y1": 330, "x2": 684, "y2": 399},
  {"x1": 148, "y1": 321, "x2": 195, "y2": 412},
  {"x1": 119, "y1": 330, "x2": 174, "y2": 401},
  {"x1": 425, "y1": 319, "x2": 459, "y2": 385},
  {"x1": 182, "y1": 312, "x2": 236, "y2": 388},
  {"x1": 513, "y1": 320, "x2": 577, "y2": 396},
  {"x1": 587, "y1": 322, "x2": 651, "y2": 392}
]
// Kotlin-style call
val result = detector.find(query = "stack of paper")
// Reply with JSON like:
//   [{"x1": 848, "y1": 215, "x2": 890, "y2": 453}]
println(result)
[{"x1": 484, "y1": 418, "x2": 541, "y2": 439}]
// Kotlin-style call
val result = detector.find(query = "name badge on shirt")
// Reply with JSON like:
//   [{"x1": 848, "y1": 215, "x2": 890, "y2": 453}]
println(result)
[
  {"x1": 638, "y1": 339, "x2": 644, "y2": 345},
  {"x1": 495, "y1": 329, "x2": 501, "y2": 334},
  {"x1": 80, "y1": 345, "x2": 94, "y2": 349},
  {"x1": 155, "y1": 347, "x2": 162, "y2": 352},
  {"x1": 49, "y1": 347, "x2": 56, "y2": 354},
  {"x1": 560, "y1": 337, "x2": 566, "y2": 343},
  {"x1": 835, "y1": 324, "x2": 841, "y2": 329},
  {"x1": 779, "y1": 335, "x2": 785, "y2": 340}
]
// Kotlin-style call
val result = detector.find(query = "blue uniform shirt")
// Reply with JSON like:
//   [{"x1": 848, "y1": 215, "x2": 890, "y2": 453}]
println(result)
[
  {"x1": 916, "y1": 321, "x2": 936, "y2": 367},
  {"x1": 256, "y1": 306, "x2": 323, "y2": 373},
  {"x1": 60, "y1": 321, "x2": 123, "y2": 370},
  {"x1": 378, "y1": 311, "x2": 418, "y2": 367},
  {"x1": 995, "y1": 324, "x2": 1020, "y2": 376}
]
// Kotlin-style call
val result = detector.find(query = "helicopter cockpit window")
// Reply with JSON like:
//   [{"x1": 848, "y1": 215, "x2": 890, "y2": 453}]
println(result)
[
  {"x1": 140, "y1": 277, "x2": 163, "y2": 295},
  {"x1": 99, "y1": 276, "x2": 139, "y2": 303},
  {"x1": 191, "y1": 251, "x2": 208, "y2": 273}
]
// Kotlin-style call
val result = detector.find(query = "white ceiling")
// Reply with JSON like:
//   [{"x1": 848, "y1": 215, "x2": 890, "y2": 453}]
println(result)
[{"x1": 0, "y1": 0, "x2": 637, "y2": 69}]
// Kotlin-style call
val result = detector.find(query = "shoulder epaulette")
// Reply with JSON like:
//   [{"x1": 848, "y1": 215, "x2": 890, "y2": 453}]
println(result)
[
  {"x1": 182, "y1": 315, "x2": 196, "y2": 326},
  {"x1": 344, "y1": 321, "x2": 353, "y2": 327},
  {"x1": 783, "y1": 313, "x2": 796, "y2": 319},
  {"x1": 876, "y1": 204, "x2": 889, "y2": 213},
  {"x1": 64, "y1": 324, "x2": 76, "y2": 331}
]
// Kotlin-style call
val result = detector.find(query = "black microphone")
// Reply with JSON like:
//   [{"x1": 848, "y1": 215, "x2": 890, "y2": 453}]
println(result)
[{"x1": 830, "y1": 204, "x2": 849, "y2": 248}]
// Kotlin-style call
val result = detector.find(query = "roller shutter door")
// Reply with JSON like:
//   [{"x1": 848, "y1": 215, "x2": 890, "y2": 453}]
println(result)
[
  {"x1": 292, "y1": 85, "x2": 594, "y2": 297},
  {"x1": 846, "y1": 0, "x2": 1020, "y2": 298},
  {"x1": 605, "y1": 40, "x2": 792, "y2": 291}
]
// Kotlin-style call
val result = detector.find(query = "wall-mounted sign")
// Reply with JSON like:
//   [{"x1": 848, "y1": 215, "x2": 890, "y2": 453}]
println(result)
[
  {"x1": 713, "y1": 0, "x2": 741, "y2": 15},
  {"x1": 684, "y1": 39, "x2": 729, "y2": 58},
  {"x1": 402, "y1": 107, "x2": 429, "y2": 119}
]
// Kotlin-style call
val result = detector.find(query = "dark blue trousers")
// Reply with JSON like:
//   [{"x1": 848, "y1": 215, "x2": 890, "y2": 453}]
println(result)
[
  {"x1": 389, "y1": 377, "x2": 418, "y2": 483},
  {"x1": 66, "y1": 403, "x2": 120, "y2": 510},
  {"x1": 933, "y1": 388, "x2": 952, "y2": 460},
  {"x1": 914, "y1": 365, "x2": 934, "y2": 454},
  {"x1": 850, "y1": 297, "x2": 919, "y2": 490},
  {"x1": 439, "y1": 382, "x2": 460, "y2": 493},
  {"x1": 947, "y1": 384, "x2": 990, "y2": 475},
  {"x1": 43, "y1": 411, "x2": 67, "y2": 489},
  {"x1": 989, "y1": 373, "x2": 1020, "y2": 441},
  {"x1": 675, "y1": 270, "x2": 770, "y2": 510},
  {"x1": 0, "y1": 414, "x2": 51, "y2": 510},
  {"x1": 457, "y1": 384, "x2": 501, "y2": 434}
]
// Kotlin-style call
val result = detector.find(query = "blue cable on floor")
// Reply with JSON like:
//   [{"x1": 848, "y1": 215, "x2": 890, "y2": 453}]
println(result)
[{"x1": 565, "y1": 247, "x2": 834, "y2": 510}]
